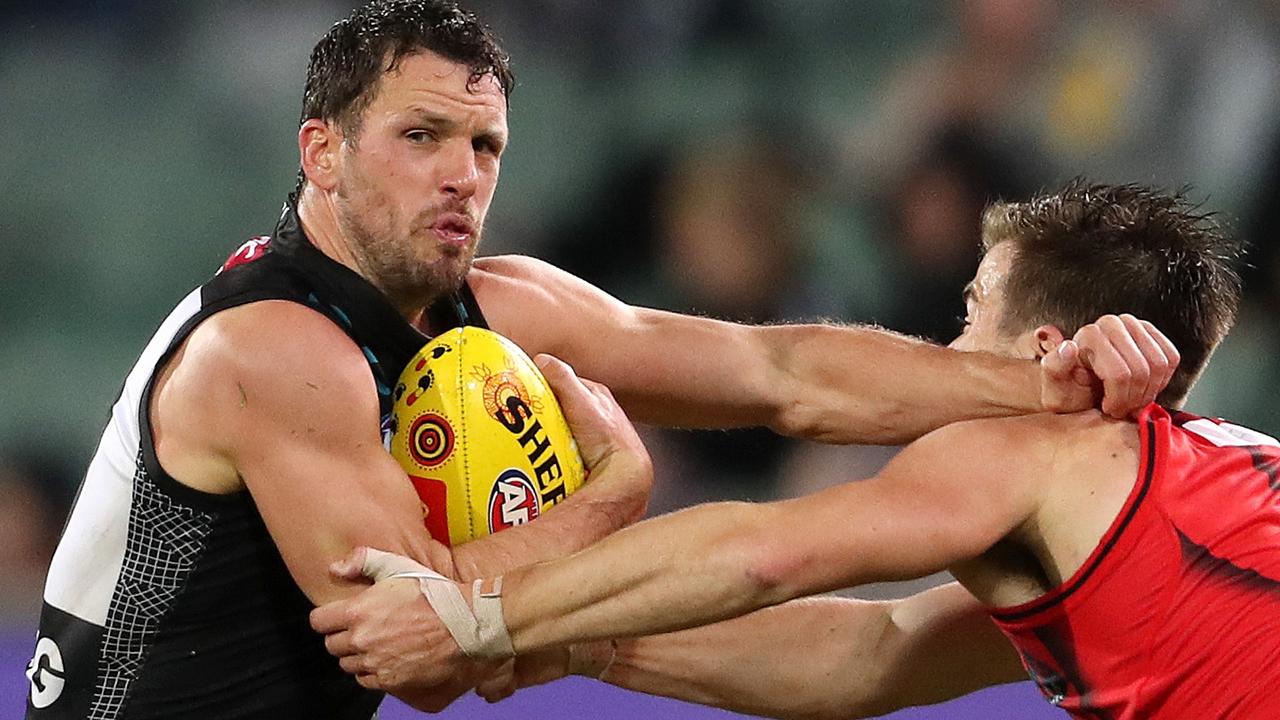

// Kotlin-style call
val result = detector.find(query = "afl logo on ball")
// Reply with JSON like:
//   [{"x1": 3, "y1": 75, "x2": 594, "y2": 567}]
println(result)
[
  {"x1": 489, "y1": 469, "x2": 541, "y2": 532},
  {"x1": 408, "y1": 414, "x2": 454, "y2": 468}
]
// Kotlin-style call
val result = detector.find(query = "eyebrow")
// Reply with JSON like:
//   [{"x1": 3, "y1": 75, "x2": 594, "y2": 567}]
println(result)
[
  {"x1": 405, "y1": 107, "x2": 507, "y2": 149},
  {"x1": 962, "y1": 281, "x2": 977, "y2": 304},
  {"x1": 406, "y1": 108, "x2": 454, "y2": 131}
]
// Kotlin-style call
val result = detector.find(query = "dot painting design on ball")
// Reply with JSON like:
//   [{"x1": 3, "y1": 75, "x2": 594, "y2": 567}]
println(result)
[
  {"x1": 407, "y1": 413, "x2": 455, "y2": 468},
  {"x1": 403, "y1": 357, "x2": 438, "y2": 408},
  {"x1": 389, "y1": 327, "x2": 588, "y2": 546},
  {"x1": 473, "y1": 363, "x2": 546, "y2": 421}
]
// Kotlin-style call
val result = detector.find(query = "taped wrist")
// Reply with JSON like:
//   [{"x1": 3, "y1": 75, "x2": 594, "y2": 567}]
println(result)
[
  {"x1": 360, "y1": 548, "x2": 514, "y2": 659},
  {"x1": 392, "y1": 572, "x2": 514, "y2": 659}
]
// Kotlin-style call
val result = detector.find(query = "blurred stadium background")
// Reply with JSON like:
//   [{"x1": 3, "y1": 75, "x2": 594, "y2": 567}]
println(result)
[{"x1": 6, "y1": 1, "x2": 1280, "y2": 717}]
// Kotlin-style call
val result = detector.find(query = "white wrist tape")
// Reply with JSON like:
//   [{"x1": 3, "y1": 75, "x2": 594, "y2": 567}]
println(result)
[{"x1": 360, "y1": 548, "x2": 515, "y2": 659}]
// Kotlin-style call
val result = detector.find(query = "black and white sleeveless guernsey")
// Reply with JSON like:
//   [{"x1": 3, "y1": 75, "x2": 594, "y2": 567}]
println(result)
[{"x1": 25, "y1": 202, "x2": 486, "y2": 719}]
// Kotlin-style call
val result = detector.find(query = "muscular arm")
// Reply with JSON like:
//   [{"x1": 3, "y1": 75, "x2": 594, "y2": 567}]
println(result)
[
  {"x1": 497, "y1": 414, "x2": 1051, "y2": 652},
  {"x1": 471, "y1": 256, "x2": 1169, "y2": 444},
  {"x1": 309, "y1": 400, "x2": 1062, "y2": 697},
  {"x1": 153, "y1": 302, "x2": 647, "y2": 609},
  {"x1": 599, "y1": 584, "x2": 1024, "y2": 720},
  {"x1": 152, "y1": 302, "x2": 446, "y2": 604},
  {"x1": 472, "y1": 256, "x2": 1032, "y2": 443}
]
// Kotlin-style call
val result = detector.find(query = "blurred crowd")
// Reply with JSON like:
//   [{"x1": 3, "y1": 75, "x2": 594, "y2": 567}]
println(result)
[{"x1": 5, "y1": 0, "x2": 1280, "y2": 622}]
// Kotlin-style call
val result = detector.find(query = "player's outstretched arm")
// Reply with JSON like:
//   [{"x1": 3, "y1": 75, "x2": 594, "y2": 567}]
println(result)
[
  {"x1": 470, "y1": 256, "x2": 1177, "y2": 444},
  {"x1": 496, "y1": 415, "x2": 1048, "y2": 651},
  {"x1": 581, "y1": 584, "x2": 1023, "y2": 720},
  {"x1": 311, "y1": 410, "x2": 1051, "y2": 692}
]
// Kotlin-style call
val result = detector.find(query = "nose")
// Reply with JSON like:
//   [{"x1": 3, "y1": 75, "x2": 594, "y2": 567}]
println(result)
[{"x1": 439, "y1": 138, "x2": 478, "y2": 200}]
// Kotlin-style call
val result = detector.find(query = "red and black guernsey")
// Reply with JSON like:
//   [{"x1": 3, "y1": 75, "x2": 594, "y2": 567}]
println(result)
[
  {"x1": 26, "y1": 201, "x2": 485, "y2": 719},
  {"x1": 990, "y1": 404, "x2": 1280, "y2": 719}
]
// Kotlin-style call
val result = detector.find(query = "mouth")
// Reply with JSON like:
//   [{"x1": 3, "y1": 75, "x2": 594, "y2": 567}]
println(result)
[{"x1": 430, "y1": 213, "x2": 476, "y2": 247}]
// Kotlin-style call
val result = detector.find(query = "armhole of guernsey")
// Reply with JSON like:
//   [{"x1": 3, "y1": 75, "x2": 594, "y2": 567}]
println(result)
[
  {"x1": 42, "y1": 288, "x2": 208, "y2": 627},
  {"x1": 42, "y1": 283, "x2": 300, "y2": 625},
  {"x1": 991, "y1": 411, "x2": 1164, "y2": 623},
  {"x1": 135, "y1": 293, "x2": 294, "y2": 509}
]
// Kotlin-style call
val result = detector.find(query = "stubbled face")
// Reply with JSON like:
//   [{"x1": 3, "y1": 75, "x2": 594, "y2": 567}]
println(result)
[
  {"x1": 949, "y1": 240, "x2": 1033, "y2": 357},
  {"x1": 333, "y1": 51, "x2": 507, "y2": 308}
]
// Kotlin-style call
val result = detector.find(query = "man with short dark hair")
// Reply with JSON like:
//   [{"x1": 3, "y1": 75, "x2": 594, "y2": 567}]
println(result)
[
  {"x1": 25, "y1": 0, "x2": 1173, "y2": 717},
  {"x1": 314, "y1": 182, "x2": 1276, "y2": 719}
]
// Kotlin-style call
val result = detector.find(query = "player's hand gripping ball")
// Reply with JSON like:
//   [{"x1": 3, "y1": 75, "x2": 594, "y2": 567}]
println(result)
[{"x1": 389, "y1": 327, "x2": 586, "y2": 546}]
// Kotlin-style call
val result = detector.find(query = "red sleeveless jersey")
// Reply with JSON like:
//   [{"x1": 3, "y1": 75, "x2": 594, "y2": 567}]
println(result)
[{"x1": 989, "y1": 404, "x2": 1280, "y2": 719}]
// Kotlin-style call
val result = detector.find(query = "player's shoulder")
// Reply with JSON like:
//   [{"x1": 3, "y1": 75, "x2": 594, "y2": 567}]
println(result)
[
  {"x1": 470, "y1": 254, "x2": 568, "y2": 287},
  {"x1": 909, "y1": 411, "x2": 1131, "y2": 477},
  {"x1": 469, "y1": 254, "x2": 605, "y2": 300},
  {"x1": 193, "y1": 299, "x2": 361, "y2": 361},
  {"x1": 921, "y1": 411, "x2": 1091, "y2": 450},
  {"x1": 180, "y1": 300, "x2": 374, "y2": 407}
]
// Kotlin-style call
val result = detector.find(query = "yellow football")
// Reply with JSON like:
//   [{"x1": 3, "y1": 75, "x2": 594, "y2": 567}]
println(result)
[{"x1": 389, "y1": 326, "x2": 587, "y2": 546}]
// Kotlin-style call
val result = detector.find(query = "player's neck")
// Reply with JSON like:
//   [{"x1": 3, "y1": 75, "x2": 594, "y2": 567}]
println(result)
[
  {"x1": 296, "y1": 187, "x2": 432, "y2": 323},
  {"x1": 296, "y1": 186, "x2": 365, "y2": 281}
]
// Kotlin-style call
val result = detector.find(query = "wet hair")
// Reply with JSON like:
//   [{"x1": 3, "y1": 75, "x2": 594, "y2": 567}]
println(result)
[
  {"x1": 982, "y1": 179, "x2": 1243, "y2": 405},
  {"x1": 294, "y1": 0, "x2": 513, "y2": 192}
]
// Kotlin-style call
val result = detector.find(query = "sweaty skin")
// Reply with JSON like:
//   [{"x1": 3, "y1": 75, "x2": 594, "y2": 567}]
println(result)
[
  {"x1": 154, "y1": 47, "x2": 1176, "y2": 714},
  {"x1": 307, "y1": 243, "x2": 1182, "y2": 714}
]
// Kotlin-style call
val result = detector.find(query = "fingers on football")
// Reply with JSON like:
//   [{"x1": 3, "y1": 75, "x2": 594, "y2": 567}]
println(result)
[
  {"x1": 535, "y1": 354, "x2": 593, "y2": 408},
  {"x1": 534, "y1": 354, "x2": 578, "y2": 388}
]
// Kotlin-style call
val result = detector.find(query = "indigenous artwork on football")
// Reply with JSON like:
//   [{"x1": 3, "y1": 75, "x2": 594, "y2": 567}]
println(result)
[{"x1": 390, "y1": 327, "x2": 587, "y2": 546}]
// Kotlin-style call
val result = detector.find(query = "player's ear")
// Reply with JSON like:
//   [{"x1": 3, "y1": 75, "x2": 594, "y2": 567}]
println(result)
[
  {"x1": 299, "y1": 119, "x2": 342, "y2": 191},
  {"x1": 1030, "y1": 324, "x2": 1066, "y2": 360}
]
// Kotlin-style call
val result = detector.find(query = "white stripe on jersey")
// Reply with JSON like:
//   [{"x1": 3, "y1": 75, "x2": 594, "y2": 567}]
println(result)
[{"x1": 43, "y1": 289, "x2": 203, "y2": 626}]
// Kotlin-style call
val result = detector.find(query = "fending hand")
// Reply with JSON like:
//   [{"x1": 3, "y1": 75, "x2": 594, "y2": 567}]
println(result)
[{"x1": 1041, "y1": 314, "x2": 1180, "y2": 418}]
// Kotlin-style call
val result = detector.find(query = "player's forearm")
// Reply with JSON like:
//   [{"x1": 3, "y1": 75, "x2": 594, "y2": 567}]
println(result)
[
  {"x1": 763, "y1": 324, "x2": 1039, "y2": 445},
  {"x1": 501, "y1": 500, "x2": 793, "y2": 653},
  {"x1": 596, "y1": 598, "x2": 898, "y2": 720},
  {"x1": 598, "y1": 586, "x2": 1023, "y2": 720}
]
